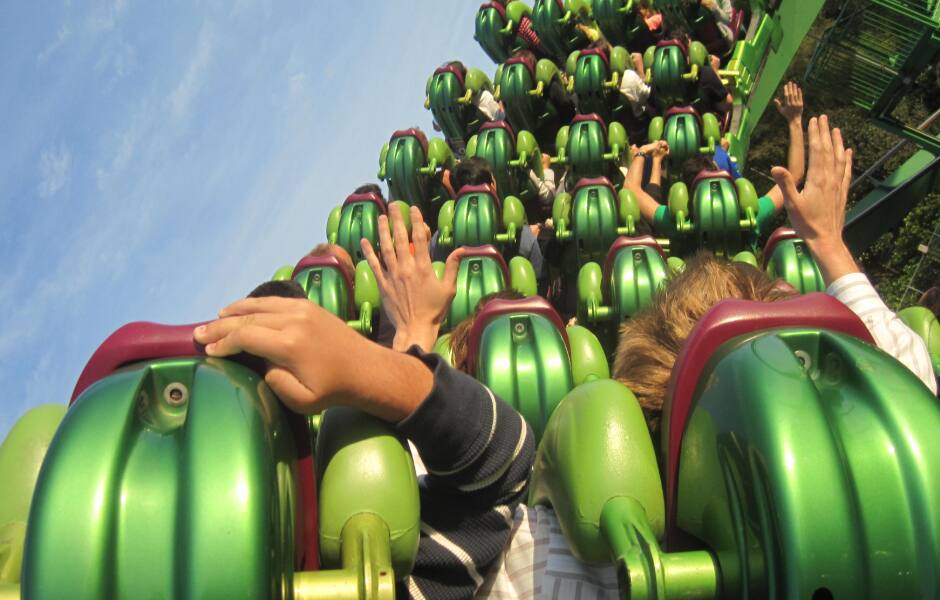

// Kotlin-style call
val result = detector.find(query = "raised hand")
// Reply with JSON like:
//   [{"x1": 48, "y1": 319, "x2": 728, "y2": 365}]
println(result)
[
  {"x1": 773, "y1": 81, "x2": 804, "y2": 123},
  {"x1": 771, "y1": 114, "x2": 857, "y2": 284},
  {"x1": 362, "y1": 205, "x2": 465, "y2": 352}
]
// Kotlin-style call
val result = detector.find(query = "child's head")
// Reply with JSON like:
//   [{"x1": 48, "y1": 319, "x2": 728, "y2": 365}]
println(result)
[
  {"x1": 353, "y1": 183, "x2": 384, "y2": 199},
  {"x1": 613, "y1": 252, "x2": 795, "y2": 431},
  {"x1": 452, "y1": 156, "x2": 496, "y2": 193},
  {"x1": 308, "y1": 243, "x2": 356, "y2": 276}
]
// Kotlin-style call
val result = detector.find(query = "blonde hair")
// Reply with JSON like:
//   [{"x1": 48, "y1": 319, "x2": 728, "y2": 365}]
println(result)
[
  {"x1": 613, "y1": 252, "x2": 795, "y2": 430},
  {"x1": 450, "y1": 289, "x2": 525, "y2": 374}
]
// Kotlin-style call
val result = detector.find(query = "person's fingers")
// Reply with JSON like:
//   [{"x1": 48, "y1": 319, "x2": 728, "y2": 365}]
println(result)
[
  {"x1": 806, "y1": 116, "x2": 821, "y2": 175},
  {"x1": 376, "y1": 214, "x2": 398, "y2": 273},
  {"x1": 832, "y1": 127, "x2": 846, "y2": 177},
  {"x1": 410, "y1": 206, "x2": 432, "y2": 268},
  {"x1": 203, "y1": 323, "x2": 293, "y2": 361},
  {"x1": 264, "y1": 367, "x2": 319, "y2": 412},
  {"x1": 818, "y1": 114, "x2": 833, "y2": 158},
  {"x1": 794, "y1": 83, "x2": 803, "y2": 105},
  {"x1": 218, "y1": 296, "x2": 310, "y2": 318},
  {"x1": 771, "y1": 166, "x2": 800, "y2": 205},
  {"x1": 442, "y1": 246, "x2": 466, "y2": 292},
  {"x1": 360, "y1": 238, "x2": 390, "y2": 291},
  {"x1": 773, "y1": 97, "x2": 782, "y2": 111},
  {"x1": 840, "y1": 148, "x2": 854, "y2": 204},
  {"x1": 390, "y1": 204, "x2": 412, "y2": 267}
]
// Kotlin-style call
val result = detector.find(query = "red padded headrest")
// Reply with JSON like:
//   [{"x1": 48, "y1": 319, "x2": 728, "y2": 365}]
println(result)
[
  {"x1": 69, "y1": 320, "x2": 320, "y2": 570},
  {"x1": 656, "y1": 38, "x2": 689, "y2": 56},
  {"x1": 466, "y1": 297, "x2": 570, "y2": 376},
  {"x1": 664, "y1": 105, "x2": 701, "y2": 119},
  {"x1": 434, "y1": 64, "x2": 466, "y2": 87},
  {"x1": 572, "y1": 175, "x2": 616, "y2": 195},
  {"x1": 579, "y1": 47, "x2": 610, "y2": 67},
  {"x1": 478, "y1": 119, "x2": 516, "y2": 145},
  {"x1": 460, "y1": 244, "x2": 511, "y2": 283},
  {"x1": 761, "y1": 227, "x2": 800, "y2": 269},
  {"x1": 571, "y1": 112, "x2": 607, "y2": 135},
  {"x1": 691, "y1": 169, "x2": 733, "y2": 189},
  {"x1": 504, "y1": 55, "x2": 536, "y2": 77},
  {"x1": 663, "y1": 294, "x2": 876, "y2": 545},
  {"x1": 602, "y1": 235, "x2": 668, "y2": 293},
  {"x1": 390, "y1": 128, "x2": 429, "y2": 155},
  {"x1": 479, "y1": 1, "x2": 506, "y2": 19},
  {"x1": 291, "y1": 255, "x2": 356, "y2": 301},
  {"x1": 343, "y1": 192, "x2": 387, "y2": 214}
]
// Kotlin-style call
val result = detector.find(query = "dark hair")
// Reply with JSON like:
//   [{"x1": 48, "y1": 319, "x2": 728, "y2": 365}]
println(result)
[
  {"x1": 248, "y1": 280, "x2": 307, "y2": 299},
  {"x1": 920, "y1": 286, "x2": 940, "y2": 318},
  {"x1": 353, "y1": 183, "x2": 384, "y2": 199},
  {"x1": 682, "y1": 154, "x2": 718, "y2": 185},
  {"x1": 446, "y1": 60, "x2": 467, "y2": 77},
  {"x1": 512, "y1": 48, "x2": 537, "y2": 64},
  {"x1": 667, "y1": 23, "x2": 690, "y2": 42},
  {"x1": 450, "y1": 289, "x2": 526, "y2": 374},
  {"x1": 452, "y1": 157, "x2": 494, "y2": 192},
  {"x1": 587, "y1": 39, "x2": 612, "y2": 53}
]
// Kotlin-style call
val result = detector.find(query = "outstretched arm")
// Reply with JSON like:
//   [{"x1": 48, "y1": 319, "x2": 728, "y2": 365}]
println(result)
[
  {"x1": 765, "y1": 81, "x2": 805, "y2": 211},
  {"x1": 624, "y1": 142, "x2": 668, "y2": 223},
  {"x1": 771, "y1": 115, "x2": 936, "y2": 393}
]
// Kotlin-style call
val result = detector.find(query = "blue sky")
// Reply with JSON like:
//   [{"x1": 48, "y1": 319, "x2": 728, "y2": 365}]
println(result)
[{"x1": 0, "y1": 1, "x2": 493, "y2": 439}]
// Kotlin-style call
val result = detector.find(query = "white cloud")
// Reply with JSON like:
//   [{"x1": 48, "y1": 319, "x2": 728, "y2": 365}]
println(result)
[
  {"x1": 36, "y1": 24, "x2": 72, "y2": 64},
  {"x1": 168, "y1": 24, "x2": 215, "y2": 120},
  {"x1": 86, "y1": 0, "x2": 129, "y2": 35},
  {"x1": 37, "y1": 143, "x2": 72, "y2": 198}
]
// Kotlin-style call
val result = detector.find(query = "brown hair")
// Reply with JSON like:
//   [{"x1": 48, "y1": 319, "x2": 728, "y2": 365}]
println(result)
[
  {"x1": 613, "y1": 252, "x2": 795, "y2": 430},
  {"x1": 450, "y1": 289, "x2": 525, "y2": 374},
  {"x1": 919, "y1": 286, "x2": 940, "y2": 318},
  {"x1": 308, "y1": 243, "x2": 355, "y2": 278}
]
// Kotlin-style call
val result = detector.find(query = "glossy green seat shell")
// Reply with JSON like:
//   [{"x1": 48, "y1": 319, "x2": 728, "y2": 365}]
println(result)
[
  {"x1": 293, "y1": 259, "x2": 353, "y2": 320},
  {"x1": 0, "y1": 405, "x2": 66, "y2": 585},
  {"x1": 498, "y1": 60, "x2": 542, "y2": 134},
  {"x1": 446, "y1": 250, "x2": 509, "y2": 331},
  {"x1": 571, "y1": 51, "x2": 610, "y2": 117},
  {"x1": 427, "y1": 68, "x2": 471, "y2": 145},
  {"x1": 606, "y1": 239, "x2": 669, "y2": 321},
  {"x1": 468, "y1": 123, "x2": 520, "y2": 198},
  {"x1": 898, "y1": 305, "x2": 940, "y2": 375},
  {"x1": 592, "y1": 0, "x2": 640, "y2": 47},
  {"x1": 336, "y1": 194, "x2": 386, "y2": 263},
  {"x1": 676, "y1": 329, "x2": 940, "y2": 597},
  {"x1": 662, "y1": 110, "x2": 702, "y2": 164},
  {"x1": 453, "y1": 185, "x2": 501, "y2": 247},
  {"x1": 380, "y1": 130, "x2": 429, "y2": 207},
  {"x1": 475, "y1": 3, "x2": 513, "y2": 63},
  {"x1": 531, "y1": 0, "x2": 587, "y2": 60},
  {"x1": 762, "y1": 228, "x2": 825, "y2": 293},
  {"x1": 24, "y1": 358, "x2": 300, "y2": 599},
  {"x1": 692, "y1": 174, "x2": 744, "y2": 256},
  {"x1": 569, "y1": 178, "x2": 620, "y2": 264},
  {"x1": 561, "y1": 115, "x2": 626, "y2": 183},
  {"x1": 316, "y1": 407, "x2": 420, "y2": 578},
  {"x1": 650, "y1": 43, "x2": 687, "y2": 101},
  {"x1": 529, "y1": 379, "x2": 664, "y2": 562}
]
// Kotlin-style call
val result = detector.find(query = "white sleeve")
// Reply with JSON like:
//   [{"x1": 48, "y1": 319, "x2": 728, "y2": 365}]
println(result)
[
  {"x1": 828, "y1": 272, "x2": 937, "y2": 393},
  {"x1": 474, "y1": 90, "x2": 504, "y2": 121},
  {"x1": 528, "y1": 167, "x2": 556, "y2": 204}
]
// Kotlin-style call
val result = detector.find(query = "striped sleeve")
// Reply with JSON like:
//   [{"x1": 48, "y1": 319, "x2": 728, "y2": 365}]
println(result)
[
  {"x1": 395, "y1": 348, "x2": 536, "y2": 600},
  {"x1": 828, "y1": 272, "x2": 937, "y2": 394}
]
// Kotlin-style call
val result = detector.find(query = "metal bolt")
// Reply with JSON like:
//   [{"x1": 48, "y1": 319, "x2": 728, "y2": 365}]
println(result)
[
  {"x1": 794, "y1": 350, "x2": 812, "y2": 373},
  {"x1": 513, "y1": 322, "x2": 526, "y2": 335},
  {"x1": 164, "y1": 382, "x2": 189, "y2": 406}
]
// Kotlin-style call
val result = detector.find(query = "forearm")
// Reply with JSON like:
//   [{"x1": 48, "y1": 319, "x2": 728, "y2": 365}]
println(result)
[
  {"x1": 346, "y1": 341, "x2": 435, "y2": 421},
  {"x1": 786, "y1": 119, "x2": 805, "y2": 184},
  {"x1": 806, "y1": 237, "x2": 859, "y2": 287},
  {"x1": 626, "y1": 155, "x2": 663, "y2": 223},
  {"x1": 392, "y1": 323, "x2": 440, "y2": 355}
]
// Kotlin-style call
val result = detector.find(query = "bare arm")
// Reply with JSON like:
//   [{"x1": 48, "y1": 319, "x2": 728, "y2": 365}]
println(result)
[
  {"x1": 625, "y1": 142, "x2": 667, "y2": 223},
  {"x1": 765, "y1": 82, "x2": 805, "y2": 211}
]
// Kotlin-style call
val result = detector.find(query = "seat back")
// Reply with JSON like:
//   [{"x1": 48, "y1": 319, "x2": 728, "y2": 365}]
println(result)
[
  {"x1": 453, "y1": 184, "x2": 503, "y2": 248},
  {"x1": 651, "y1": 40, "x2": 689, "y2": 101},
  {"x1": 567, "y1": 113, "x2": 609, "y2": 181},
  {"x1": 30, "y1": 322, "x2": 319, "y2": 598},
  {"x1": 446, "y1": 245, "x2": 510, "y2": 331},
  {"x1": 292, "y1": 255, "x2": 355, "y2": 320},
  {"x1": 337, "y1": 192, "x2": 387, "y2": 262},
  {"x1": 593, "y1": 0, "x2": 641, "y2": 46},
  {"x1": 498, "y1": 58, "x2": 540, "y2": 133},
  {"x1": 428, "y1": 65, "x2": 470, "y2": 144},
  {"x1": 762, "y1": 228, "x2": 825, "y2": 293},
  {"x1": 602, "y1": 235, "x2": 669, "y2": 321},
  {"x1": 663, "y1": 294, "x2": 875, "y2": 544},
  {"x1": 898, "y1": 306, "x2": 940, "y2": 376},
  {"x1": 532, "y1": 0, "x2": 582, "y2": 60},
  {"x1": 470, "y1": 121, "x2": 519, "y2": 198},
  {"x1": 383, "y1": 130, "x2": 429, "y2": 207},
  {"x1": 570, "y1": 177, "x2": 619, "y2": 263},
  {"x1": 669, "y1": 297, "x2": 939, "y2": 598},
  {"x1": 475, "y1": 2, "x2": 513, "y2": 63},
  {"x1": 467, "y1": 297, "x2": 573, "y2": 440},
  {"x1": 691, "y1": 172, "x2": 742, "y2": 257},
  {"x1": 663, "y1": 107, "x2": 702, "y2": 164},
  {"x1": 572, "y1": 49, "x2": 611, "y2": 117}
]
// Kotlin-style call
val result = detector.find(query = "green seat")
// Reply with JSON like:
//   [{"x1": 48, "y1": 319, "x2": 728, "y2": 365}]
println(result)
[
  {"x1": 642, "y1": 39, "x2": 707, "y2": 106},
  {"x1": 898, "y1": 306, "x2": 940, "y2": 376},
  {"x1": 648, "y1": 106, "x2": 721, "y2": 166},
  {"x1": 531, "y1": 0, "x2": 593, "y2": 61},
  {"x1": 494, "y1": 55, "x2": 567, "y2": 145},
  {"x1": 465, "y1": 120, "x2": 543, "y2": 201},
  {"x1": 761, "y1": 227, "x2": 825, "y2": 293},
  {"x1": 592, "y1": 0, "x2": 643, "y2": 48},
  {"x1": 552, "y1": 113, "x2": 628, "y2": 185},
  {"x1": 378, "y1": 128, "x2": 454, "y2": 223},
  {"x1": 553, "y1": 176, "x2": 638, "y2": 265},
  {"x1": 292, "y1": 256, "x2": 381, "y2": 337},
  {"x1": 450, "y1": 296, "x2": 608, "y2": 441},
  {"x1": 665, "y1": 169, "x2": 759, "y2": 257},
  {"x1": 474, "y1": 1, "x2": 530, "y2": 63},
  {"x1": 564, "y1": 45, "x2": 630, "y2": 121},
  {"x1": 437, "y1": 183, "x2": 525, "y2": 250},
  {"x1": 424, "y1": 64, "x2": 492, "y2": 146},
  {"x1": 439, "y1": 245, "x2": 538, "y2": 332}
]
